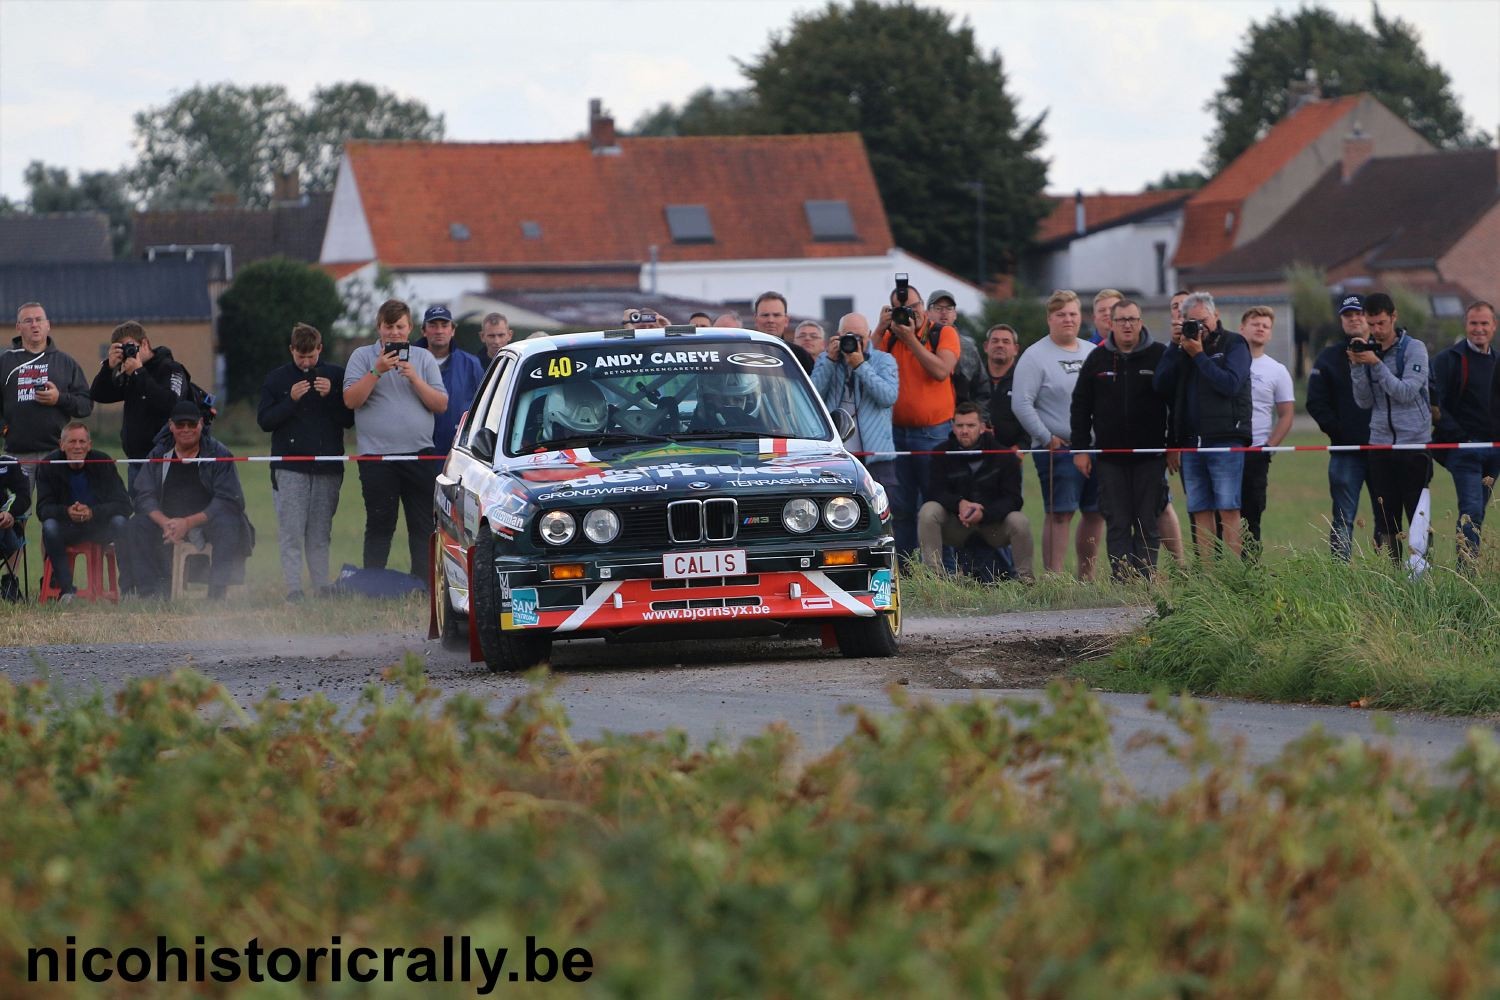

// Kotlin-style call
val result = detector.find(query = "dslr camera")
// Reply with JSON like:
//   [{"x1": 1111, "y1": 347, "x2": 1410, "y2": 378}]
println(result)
[
  {"x1": 889, "y1": 273, "x2": 916, "y2": 328},
  {"x1": 1180, "y1": 319, "x2": 1202, "y2": 341},
  {"x1": 120, "y1": 342, "x2": 139, "y2": 360},
  {"x1": 1350, "y1": 338, "x2": 1378, "y2": 355},
  {"x1": 626, "y1": 309, "x2": 658, "y2": 326},
  {"x1": 839, "y1": 333, "x2": 862, "y2": 355}
]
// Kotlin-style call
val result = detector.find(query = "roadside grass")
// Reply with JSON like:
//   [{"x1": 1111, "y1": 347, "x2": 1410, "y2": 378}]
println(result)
[
  {"x1": 5, "y1": 662, "x2": 1500, "y2": 997},
  {"x1": 1076, "y1": 546, "x2": 1500, "y2": 715}
]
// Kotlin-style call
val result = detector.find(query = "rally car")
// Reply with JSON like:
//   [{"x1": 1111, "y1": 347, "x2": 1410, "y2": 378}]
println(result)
[{"x1": 428, "y1": 326, "x2": 900, "y2": 671}]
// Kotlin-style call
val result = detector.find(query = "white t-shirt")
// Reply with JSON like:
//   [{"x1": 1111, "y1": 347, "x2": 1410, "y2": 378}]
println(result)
[{"x1": 1249, "y1": 353, "x2": 1295, "y2": 446}]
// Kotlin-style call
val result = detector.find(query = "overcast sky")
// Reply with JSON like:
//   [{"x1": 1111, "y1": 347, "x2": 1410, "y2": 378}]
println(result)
[{"x1": 1, "y1": 0, "x2": 1495, "y2": 203}]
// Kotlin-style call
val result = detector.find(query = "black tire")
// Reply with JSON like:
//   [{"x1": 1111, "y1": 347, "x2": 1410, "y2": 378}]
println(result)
[
  {"x1": 471, "y1": 526, "x2": 552, "y2": 672},
  {"x1": 434, "y1": 550, "x2": 468, "y2": 651},
  {"x1": 833, "y1": 614, "x2": 900, "y2": 658}
]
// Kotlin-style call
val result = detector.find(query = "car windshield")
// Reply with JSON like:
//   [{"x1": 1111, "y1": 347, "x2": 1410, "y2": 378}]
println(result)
[{"x1": 505, "y1": 341, "x2": 830, "y2": 455}]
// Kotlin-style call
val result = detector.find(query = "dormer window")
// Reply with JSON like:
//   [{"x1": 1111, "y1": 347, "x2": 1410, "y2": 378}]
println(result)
[
  {"x1": 665, "y1": 204, "x2": 714, "y2": 244},
  {"x1": 805, "y1": 200, "x2": 857, "y2": 241}
]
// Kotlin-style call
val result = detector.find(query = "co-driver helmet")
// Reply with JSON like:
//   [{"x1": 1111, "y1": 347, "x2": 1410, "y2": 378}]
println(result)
[{"x1": 541, "y1": 381, "x2": 608, "y2": 439}]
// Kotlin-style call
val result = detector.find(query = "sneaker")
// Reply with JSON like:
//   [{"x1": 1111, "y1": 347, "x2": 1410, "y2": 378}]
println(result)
[
  {"x1": 0, "y1": 573, "x2": 20, "y2": 603},
  {"x1": 59, "y1": 589, "x2": 76, "y2": 604}
]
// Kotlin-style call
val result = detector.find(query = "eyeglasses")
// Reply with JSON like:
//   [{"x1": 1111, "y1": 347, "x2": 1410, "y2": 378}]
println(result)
[
  {"x1": 170, "y1": 420, "x2": 200, "y2": 428},
  {"x1": 1114, "y1": 317, "x2": 1142, "y2": 326}
]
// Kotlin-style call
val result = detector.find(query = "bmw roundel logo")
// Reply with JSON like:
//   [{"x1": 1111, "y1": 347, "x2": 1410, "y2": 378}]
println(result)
[
  {"x1": 728, "y1": 352, "x2": 783, "y2": 368},
  {"x1": 689, "y1": 481, "x2": 712, "y2": 490}
]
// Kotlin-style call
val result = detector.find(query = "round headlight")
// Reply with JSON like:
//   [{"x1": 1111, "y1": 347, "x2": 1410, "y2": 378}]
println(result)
[
  {"x1": 783, "y1": 498, "x2": 819, "y2": 534},
  {"x1": 538, "y1": 510, "x2": 576, "y2": 545},
  {"x1": 824, "y1": 496, "x2": 860, "y2": 531},
  {"x1": 582, "y1": 508, "x2": 620, "y2": 544}
]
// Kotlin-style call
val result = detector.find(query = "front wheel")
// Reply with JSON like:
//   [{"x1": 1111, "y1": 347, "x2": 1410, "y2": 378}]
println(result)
[
  {"x1": 832, "y1": 614, "x2": 899, "y2": 658},
  {"x1": 434, "y1": 550, "x2": 468, "y2": 651},
  {"x1": 471, "y1": 525, "x2": 552, "y2": 672}
]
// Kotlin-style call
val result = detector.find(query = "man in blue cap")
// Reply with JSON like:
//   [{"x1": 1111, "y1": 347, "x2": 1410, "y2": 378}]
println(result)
[
  {"x1": 1305, "y1": 295, "x2": 1379, "y2": 559},
  {"x1": 413, "y1": 305, "x2": 486, "y2": 454}
]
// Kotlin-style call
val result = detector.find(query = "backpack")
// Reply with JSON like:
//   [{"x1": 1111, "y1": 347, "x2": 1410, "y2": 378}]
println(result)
[{"x1": 187, "y1": 381, "x2": 217, "y2": 426}]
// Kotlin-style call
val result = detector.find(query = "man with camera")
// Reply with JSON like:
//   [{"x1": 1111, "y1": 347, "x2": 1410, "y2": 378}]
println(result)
[
  {"x1": 4, "y1": 302, "x2": 94, "y2": 489},
  {"x1": 257, "y1": 322, "x2": 354, "y2": 601},
  {"x1": 1070, "y1": 298, "x2": 1171, "y2": 580},
  {"x1": 1153, "y1": 291, "x2": 1252, "y2": 561},
  {"x1": 1012, "y1": 289, "x2": 1103, "y2": 578},
  {"x1": 877, "y1": 276, "x2": 960, "y2": 558},
  {"x1": 1349, "y1": 292, "x2": 1432, "y2": 563},
  {"x1": 414, "y1": 305, "x2": 486, "y2": 455},
  {"x1": 917, "y1": 401, "x2": 1033, "y2": 582},
  {"x1": 88, "y1": 320, "x2": 192, "y2": 489},
  {"x1": 1430, "y1": 301, "x2": 1497, "y2": 565},
  {"x1": 812, "y1": 312, "x2": 899, "y2": 498},
  {"x1": 622, "y1": 307, "x2": 670, "y2": 330},
  {"x1": 343, "y1": 298, "x2": 448, "y2": 586},
  {"x1": 754, "y1": 291, "x2": 815, "y2": 373},
  {"x1": 1306, "y1": 295, "x2": 1380, "y2": 560}
]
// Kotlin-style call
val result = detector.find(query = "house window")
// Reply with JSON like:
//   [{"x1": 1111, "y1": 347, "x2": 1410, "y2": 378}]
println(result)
[
  {"x1": 665, "y1": 205, "x2": 714, "y2": 244},
  {"x1": 449, "y1": 222, "x2": 470, "y2": 241},
  {"x1": 1431, "y1": 295, "x2": 1465, "y2": 318},
  {"x1": 1154, "y1": 241, "x2": 1168, "y2": 296},
  {"x1": 822, "y1": 296, "x2": 854, "y2": 325},
  {"x1": 521, "y1": 221, "x2": 542, "y2": 240},
  {"x1": 805, "y1": 200, "x2": 857, "y2": 241}
]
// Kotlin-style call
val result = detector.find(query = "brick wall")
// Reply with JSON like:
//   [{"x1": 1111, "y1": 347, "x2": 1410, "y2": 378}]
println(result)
[{"x1": 1439, "y1": 200, "x2": 1500, "y2": 306}]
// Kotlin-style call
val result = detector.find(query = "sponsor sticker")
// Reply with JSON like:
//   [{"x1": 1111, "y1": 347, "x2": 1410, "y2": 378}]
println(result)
[
  {"x1": 727, "y1": 352, "x2": 783, "y2": 368},
  {"x1": 871, "y1": 569, "x2": 893, "y2": 609},
  {"x1": 494, "y1": 510, "x2": 526, "y2": 535},
  {"x1": 511, "y1": 587, "x2": 539, "y2": 627}
]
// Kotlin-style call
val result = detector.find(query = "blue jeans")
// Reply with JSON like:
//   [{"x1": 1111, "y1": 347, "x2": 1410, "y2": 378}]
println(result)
[
  {"x1": 1446, "y1": 448, "x2": 1500, "y2": 560},
  {"x1": 1180, "y1": 444, "x2": 1244, "y2": 513},
  {"x1": 891, "y1": 421, "x2": 951, "y2": 557},
  {"x1": 1327, "y1": 451, "x2": 1377, "y2": 561}
]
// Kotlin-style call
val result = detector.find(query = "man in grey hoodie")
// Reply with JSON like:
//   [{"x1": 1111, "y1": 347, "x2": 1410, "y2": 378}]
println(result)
[
  {"x1": 1350, "y1": 292, "x2": 1432, "y2": 562},
  {"x1": 2, "y1": 302, "x2": 93, "y2": 488}
]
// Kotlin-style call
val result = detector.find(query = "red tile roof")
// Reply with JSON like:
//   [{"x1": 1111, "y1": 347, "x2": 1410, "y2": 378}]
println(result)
[
  {"x1": 342, "y1": 134, "x2": 894, "y2": 268},
  {"x1": 1174, "y1": 95, "x2": 1363, "y2": 270},
  {"x1": 1035, "y1": 190, "x2": 1191, "y2": 245}
]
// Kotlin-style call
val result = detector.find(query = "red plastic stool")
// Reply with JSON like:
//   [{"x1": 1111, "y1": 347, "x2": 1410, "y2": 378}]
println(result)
[{"x1": 39, "y1": 541, "x2": 120, "y2": 603}]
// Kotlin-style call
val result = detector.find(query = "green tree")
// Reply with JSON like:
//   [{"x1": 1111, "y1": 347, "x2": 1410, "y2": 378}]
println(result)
[
  {"x1": 131, "y1": 82, "x2": 445, "y2": 209},
  {"x1": 217, "y1": 257, "x2": 342, "y2": 401},
  {"x1": 20, "y1": 161, "x2": 135, "y2": 257},
  {"x1": 629, "y1": 87, "x2": 763, "y2": 137},
  {"x1": 1145, "y1": 169, "x2": 1207, "y2": 192},
  {"x1": 1207, "y1": 4, "x2": 1488, "y2": 172},
  {"x1": 296, "y1": 82, "x2": 446, "y2": 191},
  {"x1": 745, "y1": 0, "x2": 1047, "y2": 283}
]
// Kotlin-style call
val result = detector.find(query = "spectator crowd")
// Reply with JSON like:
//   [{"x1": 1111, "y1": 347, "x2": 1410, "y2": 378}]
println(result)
[{"x1": 1, "y1": 285, "x2": 1496, "y2": 604}]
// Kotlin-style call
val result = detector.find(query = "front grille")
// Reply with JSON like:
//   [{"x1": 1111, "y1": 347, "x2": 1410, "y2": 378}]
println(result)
[{"x1": 537, "y1": 495, "x2": 870, "y2": 548}]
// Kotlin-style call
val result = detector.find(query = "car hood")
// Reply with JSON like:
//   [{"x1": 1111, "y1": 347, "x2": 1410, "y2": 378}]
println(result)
[{"x1": 505, "y1": 439, "x2": 868, "y2": 506}]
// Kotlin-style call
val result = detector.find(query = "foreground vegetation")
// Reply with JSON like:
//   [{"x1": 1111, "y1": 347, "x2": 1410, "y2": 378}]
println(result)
[{"x1": 3, "y1": 663, "x2": 1499, "y2": 997}]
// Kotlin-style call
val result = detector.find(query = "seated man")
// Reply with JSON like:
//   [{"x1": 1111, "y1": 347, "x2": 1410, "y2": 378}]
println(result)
[
  {"x1": 917, "y1": 402, "x2": 1034, "y2": 582},
  {"x1": 37, "y1": 420, "x2": 132, "y2": 600},
  {"x1": 125, "y1": 400, "x2": 254, "y2": 598},
  {"x1": 0, "y1": 433, "x2": 29, "y2": 602}
]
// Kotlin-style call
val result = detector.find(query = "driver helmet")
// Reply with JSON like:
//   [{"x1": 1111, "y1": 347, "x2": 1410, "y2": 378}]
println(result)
[
  {"x1": 699, "y1": 372, "x2": 760, "y2": 419},
  {"x1": 541, "y1": 381, "x2": 608, "y2": 439}
]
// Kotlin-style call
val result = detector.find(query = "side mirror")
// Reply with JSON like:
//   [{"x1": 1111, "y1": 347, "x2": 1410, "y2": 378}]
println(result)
[
  {"x1": 470, "y1": 427, "x2": 497, "y2": 462},
  {"x1": 830, "y1": 409, "x2": 856, "y2": 442}
]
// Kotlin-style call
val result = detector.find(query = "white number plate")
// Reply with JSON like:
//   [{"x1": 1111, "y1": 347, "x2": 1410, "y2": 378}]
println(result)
[{"x1": 663, "y1": 549, "x2": 747, "y2": 579}]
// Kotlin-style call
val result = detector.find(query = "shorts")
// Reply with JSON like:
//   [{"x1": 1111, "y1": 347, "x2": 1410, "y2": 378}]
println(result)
[
  {"x1": 1032, "y1": 449, "x2": 1100, "y2": 514},
  {"x1": 1180, "y1": 444, "x2": 1245, "y2": 513}
]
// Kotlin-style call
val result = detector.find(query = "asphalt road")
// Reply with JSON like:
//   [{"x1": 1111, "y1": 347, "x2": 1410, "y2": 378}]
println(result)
[{"x1": 4, "y1": 608, "x2": 1490, "y2": 795}]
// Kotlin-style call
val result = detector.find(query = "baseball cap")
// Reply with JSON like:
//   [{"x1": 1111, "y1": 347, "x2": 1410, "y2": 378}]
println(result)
[
  {"x1": 423, "y1": 304, "x2": 454, "y2": 324},
  {"x1": 1338, "y1": 295, "x2": 1364, "y2": 315},
  {"x1": 926, "y1": 289, "x2": 957, "y2": 308},
  {"x1": 169, "y1": 400, "x2": 202, "y2": 423}
]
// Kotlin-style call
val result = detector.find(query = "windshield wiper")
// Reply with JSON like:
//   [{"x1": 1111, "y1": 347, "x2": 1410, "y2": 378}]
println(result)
[
  {"x1": 669, "y1": 429, "x2": 797, "y2": 441},
  {"x1": 536, "y1": 431, "x2": 679, "y2": 450}
]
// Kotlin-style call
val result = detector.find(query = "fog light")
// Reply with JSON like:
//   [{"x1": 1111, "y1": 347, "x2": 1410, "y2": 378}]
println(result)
[
  {"x1": 549, "y1": 563, "x2": 585, "y2": 580},
  {"x1": 821, "y1": 549, "x2": 857, "y2": 566}
]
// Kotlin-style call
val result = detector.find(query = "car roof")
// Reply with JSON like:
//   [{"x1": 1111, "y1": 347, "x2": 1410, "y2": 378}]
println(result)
[{"x1": 502, "y1": 326, "x2": 785, "y2": 363}]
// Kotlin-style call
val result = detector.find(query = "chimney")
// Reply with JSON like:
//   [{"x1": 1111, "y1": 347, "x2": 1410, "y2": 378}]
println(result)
[
  {"x1": 1286, "y1": 67, "x2": 1323, "y2": 114},
  {"x1": 1074, "y1": 190, "x2": 1085, "y2": 235},
  {"x1": 272, "y1": 169, "x2": 301, "y2": 204},
  {"x1": 589, "y1": 98, "x2": 619, "y2": 155},
  {"x1": 1342, "y1": 123, "x2": 1374, "y2": 182}
]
